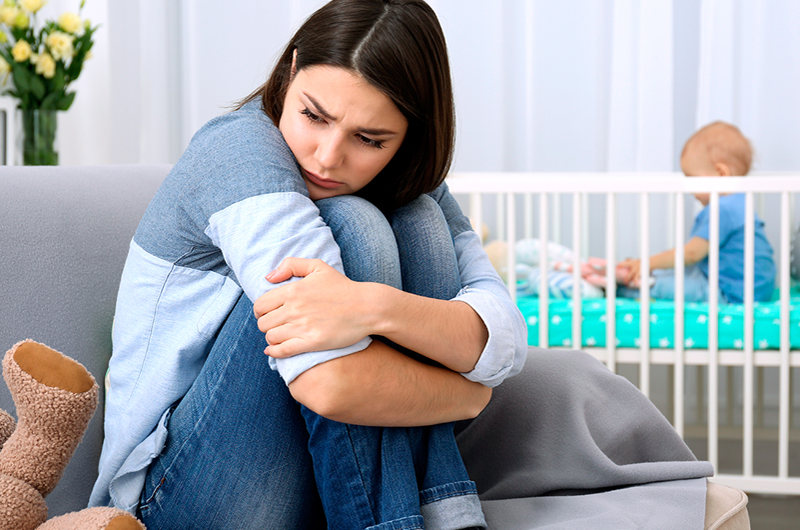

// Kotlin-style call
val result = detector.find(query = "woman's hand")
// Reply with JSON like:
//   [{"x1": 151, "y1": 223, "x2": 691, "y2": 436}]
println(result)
[{"x1": 253, "y1": 257, "x2": 376, "y2": 358}]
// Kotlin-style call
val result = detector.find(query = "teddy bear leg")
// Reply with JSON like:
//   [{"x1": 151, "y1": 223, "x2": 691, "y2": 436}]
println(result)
[
  {"x1": 0, "y1": 409, "x2": 14, "y2": 447},
  {"x1": 0, "y1": 340, "x2": 98, "y2": 497},
  {"x1": 36, "y1": 507, "x2": 146, "y2": 530},
  {"x1": 0, "y1": 473, "x2": 48, "y2": 530}
]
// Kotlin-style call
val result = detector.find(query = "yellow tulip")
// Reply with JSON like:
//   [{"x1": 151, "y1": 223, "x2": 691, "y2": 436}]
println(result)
[
  {"x1": 34, "y1": 51, "x2": 55, "y2": 78},
  {"x1": 20, "y1": 0, "x2": 45, "y2": 14},
  {"x1": 11, "y1": 39, "x2": 31, "y2": 62},
  {"x1": 46, "y1": 31, "x2": 73, "y2": 60},
  {"x1": 58, "y1": 12, "x2": 81, "y2": 34},
  {"x1": 13, "y1": 11, "x2": 29, "y2": 29},
  {"x1": 0, "y1": 5, "x2": 18, "y2": 25}
]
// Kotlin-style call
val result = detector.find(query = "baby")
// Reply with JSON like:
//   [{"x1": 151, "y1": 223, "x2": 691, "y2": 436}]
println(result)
[{"x1": 618, "y1": 121, "x2": 776, "y2": 303}]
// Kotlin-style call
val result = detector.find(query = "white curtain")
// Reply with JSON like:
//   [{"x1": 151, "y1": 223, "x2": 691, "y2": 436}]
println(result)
[{"x1": 48, "y1": 1, "x2": 800, "y2": 186}]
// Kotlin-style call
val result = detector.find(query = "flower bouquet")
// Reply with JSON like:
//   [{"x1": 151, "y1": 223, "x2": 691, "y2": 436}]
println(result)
[{"x1": 0, "y1": 0, "x2": 97, "y2": 165}]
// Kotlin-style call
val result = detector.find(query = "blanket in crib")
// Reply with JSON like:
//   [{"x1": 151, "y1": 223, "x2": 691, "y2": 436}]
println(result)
[
  {"x1": 518, "y1": 292, "x2": 800, "y2": 349},
  {"x1": 455, "y1": 347, "x2": 714, "y2": 529}
]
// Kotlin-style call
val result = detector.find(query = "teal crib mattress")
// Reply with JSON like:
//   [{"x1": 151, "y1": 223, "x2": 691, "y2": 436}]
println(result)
[{"x1": 518, "y1": 293, "x2": 800, "y2": 350}]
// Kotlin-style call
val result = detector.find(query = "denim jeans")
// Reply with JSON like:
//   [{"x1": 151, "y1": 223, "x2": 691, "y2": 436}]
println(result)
[{"x1": 138, "y1": 194, "x2": 485, "y2": 530}]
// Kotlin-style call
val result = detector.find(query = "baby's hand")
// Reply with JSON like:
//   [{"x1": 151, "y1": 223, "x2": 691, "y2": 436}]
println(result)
[
  {"x1": 253, "y1": 258, "x2": 374, "y2": 358},
  {"x1": 616, "y1": 258, "x2": 641, "y2": 287}
]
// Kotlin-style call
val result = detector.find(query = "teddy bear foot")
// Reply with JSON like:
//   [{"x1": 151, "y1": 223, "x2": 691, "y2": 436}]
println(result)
[
  {"x1": 37, "y1": 507, "x2": 146, "y2": 530},
  {"x1": 0, "y1": 339, "x2": 99, "y2": 497},
  {"x1": 0, "y1": 472, "x2": 47, "y2": 530}
]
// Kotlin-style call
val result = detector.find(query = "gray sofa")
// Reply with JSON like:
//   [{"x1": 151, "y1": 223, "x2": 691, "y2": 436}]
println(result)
[
  {"x1": 0, "y1": 164, "x2": 171, "y2": 516},
  {"x1": 0, "y1": 164, "x2": 750, "y2": 528}
]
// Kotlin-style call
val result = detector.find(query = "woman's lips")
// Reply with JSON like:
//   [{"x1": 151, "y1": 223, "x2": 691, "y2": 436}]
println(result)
[{"x1": 303, "y1": 169, "x2": 343, "y2": 189}]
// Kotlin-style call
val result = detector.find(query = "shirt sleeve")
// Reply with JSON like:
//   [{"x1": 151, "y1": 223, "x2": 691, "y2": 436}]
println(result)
[
  {"x1": 689, "y1": 198, "x2": 742, "y2": 246},
  {"x1": 690, "y1": 205, "x2": 710, "y2": 241},
  {"x1": 190, "y1": 109, "x2": 372, "y2": 385},
  {"x1": 430, "y1": 184, "x2": 529, "y2": 387}
]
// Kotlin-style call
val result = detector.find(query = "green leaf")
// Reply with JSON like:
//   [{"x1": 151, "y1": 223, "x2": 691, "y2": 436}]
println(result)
[
  {"x1": 57, "y1": 91, "x2": 76, "y2": 111},
  {"x1": 41, "y1": 91, "x2": 59, "y2": 109},
  {"x1": 11, "y1": 63, "x2": 31, "y2": 93},
  {"x1": 67, "y1": 54, "x2": 84, "y2": 79},
  {"x1": 29, "y1": 71, "x2": 45, "y2": 99},
  {"x1": 51, "y1": 63, "x2": 65, "y2": 92}
]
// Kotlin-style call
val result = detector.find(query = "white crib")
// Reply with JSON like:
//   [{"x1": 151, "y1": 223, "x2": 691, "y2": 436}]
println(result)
[{"x1": 447, "y1": 172, "x2": 800, "y2": 497}]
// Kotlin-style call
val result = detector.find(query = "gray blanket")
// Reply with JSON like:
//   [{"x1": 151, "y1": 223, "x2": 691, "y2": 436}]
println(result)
[{"x1": 455, "y1": 348, "x2": 714, "y2": 529}]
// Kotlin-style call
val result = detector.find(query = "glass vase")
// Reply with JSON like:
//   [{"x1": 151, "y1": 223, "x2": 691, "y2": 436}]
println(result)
[{"x1": 20, "y1": 109, "x2": 59, "y2": 166}]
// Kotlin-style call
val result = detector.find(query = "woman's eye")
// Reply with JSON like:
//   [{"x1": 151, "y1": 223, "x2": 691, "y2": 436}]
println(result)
[
  {"x1": 358, "y1": 135, "x2": 385, "y2": 149},
  {"x1": 301, "y1": 108, "x2": 323, "y2": 123}
]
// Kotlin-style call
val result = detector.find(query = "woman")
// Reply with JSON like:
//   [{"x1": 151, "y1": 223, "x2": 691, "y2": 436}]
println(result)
[{"x1": 90, "y1": 1, "x2": 527, "y2": 529}]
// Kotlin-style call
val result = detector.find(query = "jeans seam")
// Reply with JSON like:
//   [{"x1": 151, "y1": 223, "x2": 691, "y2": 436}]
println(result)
[
  {"x1": 420, "y1": 481, "x2": 478, "y2": 505},
  {"x1": 344, "y1": 422, "x2": 379, "y2": 528}
]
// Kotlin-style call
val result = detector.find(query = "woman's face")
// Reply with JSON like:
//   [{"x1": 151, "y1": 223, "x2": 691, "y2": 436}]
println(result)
[{"x1": 279, "y1": 65, "x2": 408, "y2": 201}]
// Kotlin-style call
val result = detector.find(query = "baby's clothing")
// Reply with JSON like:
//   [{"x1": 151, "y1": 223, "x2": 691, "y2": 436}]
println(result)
[
  {"x1": 690, "y1": 193, "x2": 775, "y2": 303},
  {"x1": 618, "y1": 193, "x2": 775, "y2": 303}
]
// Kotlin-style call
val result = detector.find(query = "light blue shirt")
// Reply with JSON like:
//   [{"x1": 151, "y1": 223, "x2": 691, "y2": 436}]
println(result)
[
  {"x1": 90, "y1": 100, "x2": 527, "y2": 512},
  {"x1": 690, "y1": 193, "x2": 775, "y2": 303}
]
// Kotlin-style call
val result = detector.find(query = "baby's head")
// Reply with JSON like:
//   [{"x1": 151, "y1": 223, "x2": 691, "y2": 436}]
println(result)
[
  {"x1": 681, "y1": 121, "x2": 752, "y2": 177},
  {"x1": 681, "y1": 121, "x2": 752, "y2": 205}
]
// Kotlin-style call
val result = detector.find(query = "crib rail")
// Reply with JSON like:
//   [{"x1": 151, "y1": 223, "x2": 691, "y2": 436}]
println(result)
[{"x1": 447, "y1": 172, "x2": 800, "y2": 496}]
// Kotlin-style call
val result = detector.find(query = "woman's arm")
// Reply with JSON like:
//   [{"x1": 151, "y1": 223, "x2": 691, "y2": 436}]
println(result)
[
  {"x1": 255, "y1": 259, "x2": 492, "y2": 425},
  {"x1": 289, "y1": 339, "x2": 492, "y2": 426},
  {"x1": 257, "y1": 258, "x2": 487, "y2": 373}
]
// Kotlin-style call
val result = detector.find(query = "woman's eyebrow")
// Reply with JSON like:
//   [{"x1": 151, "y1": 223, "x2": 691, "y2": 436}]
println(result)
[
  {"x1": 304, "y1": 93, "x2": 337, "y2": 121},
  {"x1": 304, "y1": 92, "x2": 399, "y2": 137}
]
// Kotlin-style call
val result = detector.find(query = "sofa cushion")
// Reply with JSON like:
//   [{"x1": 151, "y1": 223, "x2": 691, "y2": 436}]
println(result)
[{"x1": 0, "y1": 164, "x2": 170, "y2": 516}]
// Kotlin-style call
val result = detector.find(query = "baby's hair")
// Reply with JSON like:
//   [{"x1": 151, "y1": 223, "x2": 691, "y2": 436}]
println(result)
[{"x1": 682, "y1": 121, "x2": 753, "y2": 176}]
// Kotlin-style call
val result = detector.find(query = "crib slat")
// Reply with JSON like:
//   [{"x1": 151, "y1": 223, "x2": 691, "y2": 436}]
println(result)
[
  {"x1": 640, "y1": 192, "x2": 651, "y2": 397},
  {"x1": 779, "y1": 191, "x2": 791, "y2": 479},
  {"x1": 496, "y1": 194, "x2": 505, "y2": 242},
  {"x1": 524, "y1": 193, "x2": 534, "y2": 240},
  {"x1": 572, "y1": 193, "x2": 582, "y2": 349},
  {"x1": 581, "y1": 193, "x2": 590, "y2": 260},
  {"x1": 708, "y1": 192, "x2": 720, "y2": 472},
  {"x1": 470, "y1": 193, "x2": 483, "y2": 244},
  {"x1": 674, "y1": 193, "x2": 685, "y2": 437},
  {"x1": 744, "y1": 192, "x2": 755, "y2": 478},
  {"x1": 553, "y1": 193, "x2": 561, "y2": 244},
  {"x1": 539, "y1": 193, "x2": 549, "y2": 348},
  {"x1": 606, "y1": 193, "x2": 617, "y2": 372},
  {"x1": 507, "y1": 193, "x2": 517, "y2": 304}
]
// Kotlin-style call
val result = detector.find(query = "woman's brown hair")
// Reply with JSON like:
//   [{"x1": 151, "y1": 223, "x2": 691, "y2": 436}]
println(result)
[{"x1": 238, "y1": 0, "x2": 455, "y2": 211}]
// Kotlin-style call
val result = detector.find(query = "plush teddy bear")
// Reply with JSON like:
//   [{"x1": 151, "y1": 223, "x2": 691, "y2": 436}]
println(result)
[{"x1": 0, "y1": 339, "x2": 146, "y2": 530}]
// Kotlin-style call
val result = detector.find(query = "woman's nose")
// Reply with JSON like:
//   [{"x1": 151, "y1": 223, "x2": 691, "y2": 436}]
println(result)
[{"x1": 316, "y1": 133, "x2": 345, "y2": 169}]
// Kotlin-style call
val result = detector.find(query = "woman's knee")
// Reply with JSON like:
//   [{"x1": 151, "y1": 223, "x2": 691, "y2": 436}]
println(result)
[
  {"x1": 391, "y1": 194, "x2": 450, "y2": 243},
  {"x1": 316, "y1": 196, "x2": 401, "y2": 287},
  {"x1": 391, "y1": 194, "x2": 460, "y2": 299}
]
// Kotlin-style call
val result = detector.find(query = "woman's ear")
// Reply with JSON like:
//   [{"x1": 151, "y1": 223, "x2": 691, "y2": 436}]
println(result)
[
  {"x1": 290, "y1": 48, "x2": 298, "y2": 80},
  {"x1": 714, "y1": 162, "x2": 732, "y2": 176}
]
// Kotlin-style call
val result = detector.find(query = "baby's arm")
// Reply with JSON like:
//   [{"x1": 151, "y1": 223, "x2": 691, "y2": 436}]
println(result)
[{"x1": 619, "y1": 236, "x2": 710, "y2": 286}]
